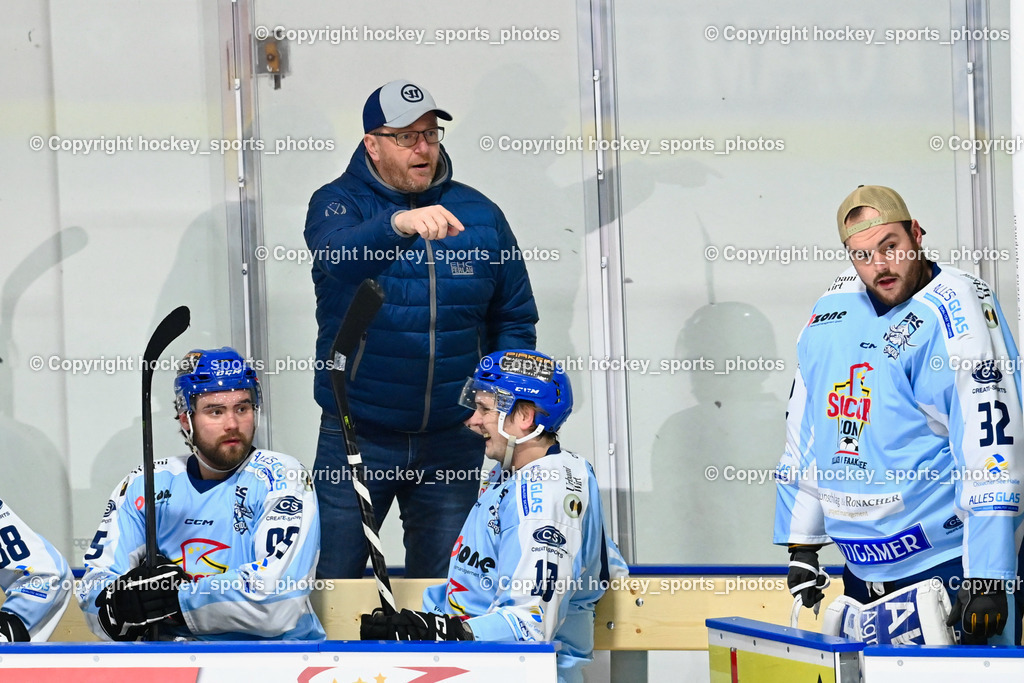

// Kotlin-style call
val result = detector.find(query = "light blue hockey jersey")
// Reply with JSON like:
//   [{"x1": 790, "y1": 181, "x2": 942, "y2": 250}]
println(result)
[
  {"x1": 0, "y1": 497, "x2": 70, "y2": 640},
  {"x1": 77, "y1": 450, "x2": 325, "y2": 640},
  {"x1": 775, "y1": 265, "x2": 1024, "y2": 582},
  {"x1": 423, "y1": 447, "x2": 628, "y2": 683}
]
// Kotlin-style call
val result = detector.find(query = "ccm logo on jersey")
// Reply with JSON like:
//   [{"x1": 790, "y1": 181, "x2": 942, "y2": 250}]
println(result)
[
  {"x1": 185, "y1": 518, "x2": 214, "y2": 526},
  {"x1": 533, "y1": 526, "x2": 567, "y2": 548},
  {"x1": 271, "y1": 496, "x2": 303, "y2": 516}
]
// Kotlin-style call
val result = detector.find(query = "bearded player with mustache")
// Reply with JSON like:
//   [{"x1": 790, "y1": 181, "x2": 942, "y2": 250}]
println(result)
[
  {"x1": 77, "y1": 348, "x2": 324, "y2": 641},
  {"x1": 776, "y1": 186, "x2": 1024, "y2": 646}
]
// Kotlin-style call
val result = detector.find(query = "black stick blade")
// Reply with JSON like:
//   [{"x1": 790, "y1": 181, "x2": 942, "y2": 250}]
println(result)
[
  {"x1": 140, "y1": 304, "x2": 190, "y2": 641},
  {"x1": 330, "y1": 279, "x2": 385, "y2": 361},
  {"x1": 144, "y1": 306, "x2": 191, "y2": 364}
]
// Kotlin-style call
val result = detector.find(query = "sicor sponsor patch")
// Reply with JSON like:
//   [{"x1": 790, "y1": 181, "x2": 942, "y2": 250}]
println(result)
[{"x1": 818, "y1": 488, "x2": 904, "y2": 521}]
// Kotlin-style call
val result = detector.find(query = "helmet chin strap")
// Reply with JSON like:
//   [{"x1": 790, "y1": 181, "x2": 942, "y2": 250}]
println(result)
[{"x1": 496, "y1": 412, "x2": 545, "y2": 471}]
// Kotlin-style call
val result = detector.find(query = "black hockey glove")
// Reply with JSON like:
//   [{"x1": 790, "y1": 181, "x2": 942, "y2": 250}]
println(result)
[
  {"x1": 787, "y1": 545, "x2": 828, "y2": 608},
  {"x1": 360, "y1": 608, "x2": 473, "y2": 642},
  {"x1": 95, "y1": 557, "x2": 187, "y2": 641},
  {"x1": 946, "y1": 578, "x2": 1008, "y2": 645},
  {"x1": 0, "y1": 611, "x2": 30, "y2": 642}
]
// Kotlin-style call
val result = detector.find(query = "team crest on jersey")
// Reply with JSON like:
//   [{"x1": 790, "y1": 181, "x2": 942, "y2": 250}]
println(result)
[
  {"x1": 883, "y1": 313, "x2": 924, "y2": 360},
  {"x1": 177, "y1": 538, "x2": 230, "y2": 580},
  {"x1": 487, "y1": 503, "x2": 501, "y2": 535},
  {"x1": 233, "y1": 485, "x2": 253, "y2": 534},
  {"x1": 827, "y1": 363, "x2": 872, "y2": 469},
  {"x1": 487, "y1": 487, "x2": 511, "y2": 535}
]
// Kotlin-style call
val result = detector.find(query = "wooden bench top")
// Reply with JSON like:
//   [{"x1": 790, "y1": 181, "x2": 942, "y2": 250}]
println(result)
[{"x1": 47, "y1": 575, "x2": 844, "y2": 650}]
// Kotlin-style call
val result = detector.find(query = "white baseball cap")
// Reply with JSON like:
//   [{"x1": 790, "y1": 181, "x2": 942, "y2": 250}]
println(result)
[{"x1": 362, "y1": 80, "x2": 452, "y2": 133}]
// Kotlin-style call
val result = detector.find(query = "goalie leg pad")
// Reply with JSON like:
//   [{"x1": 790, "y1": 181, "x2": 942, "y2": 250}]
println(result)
[
  {"x1": 855, "y1": 579, "x2": 955, "y2": 645},
  {"x1": 822, "y1": 595, "x2": 863, "y2": 639}
]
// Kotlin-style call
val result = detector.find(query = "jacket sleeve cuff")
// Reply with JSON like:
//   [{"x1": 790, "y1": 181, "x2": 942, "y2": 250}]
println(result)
[{"x1": 390, "y1": 210, "x2": 409, "y2": 237}]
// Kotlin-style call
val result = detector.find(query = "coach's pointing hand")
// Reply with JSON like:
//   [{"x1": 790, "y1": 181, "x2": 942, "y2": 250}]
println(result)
[{"x1": 393, "y1": 206, "x2": 464, "y2": 240}]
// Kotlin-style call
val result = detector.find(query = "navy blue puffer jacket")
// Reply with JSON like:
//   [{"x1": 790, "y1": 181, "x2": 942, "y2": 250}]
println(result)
[{"x1": 304, "y1": 143, "x2": 538, "y2": 432}]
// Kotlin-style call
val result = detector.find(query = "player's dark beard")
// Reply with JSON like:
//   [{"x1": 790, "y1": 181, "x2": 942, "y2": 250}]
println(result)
[
  {"x1": 870, "y1": 249, "x2": 932, "y2": 306},
  {"x1": 193, "y1": 428, "x2": 253, "y2": 472}
]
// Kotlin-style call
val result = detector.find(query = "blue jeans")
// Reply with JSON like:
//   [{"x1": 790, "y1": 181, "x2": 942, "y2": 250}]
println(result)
[
  {"x1": 843, "y1": 554, "x2": 1023, "y2": 645},
  {"x1": 313, "y1": 414, "x2": 484, "y2": 579}
]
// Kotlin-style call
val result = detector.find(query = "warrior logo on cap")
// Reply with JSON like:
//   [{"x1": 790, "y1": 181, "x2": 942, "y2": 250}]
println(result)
[{"x1": 401, "y1": 85, "x2": 424, "y2": 102}]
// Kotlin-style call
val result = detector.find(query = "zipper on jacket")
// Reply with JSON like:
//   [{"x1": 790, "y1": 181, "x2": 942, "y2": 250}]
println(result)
[
  {"x1": 408, "y1": 193, "x2": 438, "y2": 432},
  {"x1": 421, "y1": 238, "x2": 437, "y2": 431}
]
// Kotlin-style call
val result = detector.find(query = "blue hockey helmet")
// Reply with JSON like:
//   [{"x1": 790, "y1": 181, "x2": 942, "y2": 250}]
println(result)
[
  {"x1": 173, "y1": 347, "x2": 261, "y2": 416},
  {"x1": 459, "y1": 349, "x2": 573, "y2": 433}
]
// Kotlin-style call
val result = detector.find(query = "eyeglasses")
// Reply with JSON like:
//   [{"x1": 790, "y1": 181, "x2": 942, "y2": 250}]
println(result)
[{"x1": 371, "y1": 127, "x2": 444, "y2": 147}]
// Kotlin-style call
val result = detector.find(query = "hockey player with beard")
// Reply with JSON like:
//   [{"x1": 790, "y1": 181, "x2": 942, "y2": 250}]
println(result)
[
  {"x1": 775, "y1": 186, "x2": 1024, "y2": 645},
  {"x1": 77, "y1": 348, "x2": 324, "y2": 641}
]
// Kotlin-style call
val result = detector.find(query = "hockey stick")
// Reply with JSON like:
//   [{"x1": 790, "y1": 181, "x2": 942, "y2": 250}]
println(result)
[
  {"x1": 328, "y1": 279, "x2": 396, "y2": 615},
  {"x1": 141, "y1": 306, "x2": 190, "y2": 639}
]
